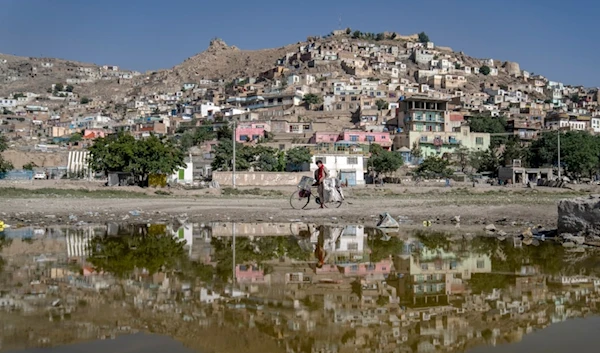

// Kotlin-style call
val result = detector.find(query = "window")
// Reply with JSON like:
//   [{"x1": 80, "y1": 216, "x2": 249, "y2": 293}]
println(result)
[
  {"x1": 315, "y1": 157, "x2": 327, "y2": 164},
  {"x1": 240, "y1": 135, "x2": 248, "y2": 141},
  {"x1": 450, "y1": 260, "x2": 457, "y2": 270},
  {"x1": 347, "y1": 157, "x2": 358, "y2": 165},
  {"x1": 347, "y1": 243, "x2": 359, "y2": 251},
  {"x1": 350, "y1": 135, "x2": 359, "y2": 142},
  {"x1": 421, "y1": 263, "x2": 428, "y2": 270},
  {"x1": 476, "y1": 137, "x2": 484, "y2": 145},
  {"x1": 477, "y1": 260, "x2": 485, "y2": 269},
  {"x1": 350, "y1": 265, "x2": 358, "y2": 271},
  {"x1": 366, "y1": 136, "x2": 375, "y2": 142}
]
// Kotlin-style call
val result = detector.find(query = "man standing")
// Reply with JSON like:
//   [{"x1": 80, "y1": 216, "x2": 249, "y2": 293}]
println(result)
[{"x1": 314, "y1": 160, "x2": 329, "y2": 209}]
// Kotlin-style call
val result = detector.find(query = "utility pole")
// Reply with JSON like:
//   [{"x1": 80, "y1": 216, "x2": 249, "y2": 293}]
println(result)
[
  {"x1": 231, "y1": 221, "x2": 236, "y2": 294},
  {"x1": 557, "y1": 129, "x2": 561, "y2": 179},
  {"x1": 232, "y1": 119, "x2": 236, "y2": 188}
]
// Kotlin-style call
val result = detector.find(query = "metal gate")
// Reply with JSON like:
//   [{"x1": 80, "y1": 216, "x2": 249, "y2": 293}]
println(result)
[{"x1": 339, "y1": 171, "x2": 356, "y2": 186}]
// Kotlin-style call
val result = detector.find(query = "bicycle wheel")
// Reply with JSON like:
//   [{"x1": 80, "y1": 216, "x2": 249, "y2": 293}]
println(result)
[{"x1": 290, "y1": 190, "x2": 311, "y2": 210}]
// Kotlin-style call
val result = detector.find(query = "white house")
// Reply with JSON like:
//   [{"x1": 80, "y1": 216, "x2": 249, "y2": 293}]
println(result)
[
  {"x1": 171, "y1": 156, "x2": 194, "y2": 185},
  {"x1": 172, "y1": 223, "x2": 194, "y2": 257},
  {"x1": 311, "y1": 154, "x2": 365, "y2": 186},
  {"x1": 591, "y1": 117, "x2": 600, "y2": 133},
  {"x1": 0, "y1": 99, "x2": 16, "y2": 108}
]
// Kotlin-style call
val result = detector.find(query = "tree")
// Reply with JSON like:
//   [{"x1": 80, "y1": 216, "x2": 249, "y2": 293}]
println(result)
[
  {"x1": 22, "y1": 162, "x2": 38, "y2": 171},
  {"x1": 80, "y1": 97, "x2": 91, "y2": 105},
  {"x1": 480, "y1": 65, "x2": 491, "y2": 76},
  {"x1": 410, "y1": 142, "x2": 422, "y2": 162},
  {"x1": 0, "y1": 134, "x2": 12, "y2": 174},
  {"x1": 416, "y1": 156, "x2": 453, "y2": 177},
  {"x1": 467, "y1": 116, "x2": 507, "y2": 147},
  {"x1": 302, "y1": 93, "x2": 322, "y2": 109},
  {"x1": 216, "y1": 125, "x2": 233, "y2": 140},
  {"x1": 500, "y1": 137, "x2": 526, "y2": 167},
  {"x1": 453, "y1": 145, "x2": 472, "y2": 173},
  {"x1": 211, "y1": 139, "x2": 249, "y2": 171},
  {"x1": 352, "y1": 30, "x2": 361, "y2": 39},
  {"x1": 286, "y1": 146, "x2": 312, "y2": 171},
  {"x1": 54, "y1": 83, "x2": 64, "y2": 92},
  {"x1": 390, "y1": 32, "x2": 397, "y2": 40},
  {"x1": 88, "y1": 133, "x2": 185, "y2": 186},
  {"x1": 375, "y1": 33, "x2": 385, "y2": 41},
  {"x1": 528, "y1": 131, "x2": 600, "y2": 179},
  {"x1": 345, "y1": 28, "x2": 352, "y2": 35},
  {"x1": 87, "y1": 230, "x2": 186, "y2": 278},
  {"x1": 368, "y1": 146, "x2": 404, "y2": 174},
  {"x1": 470, "y1": 149, "x2": 500, "y2": 176},
  {"x1": 375, "y1": 99, "x2": 389, "y2": 110},
  {"x1": 69, "y1": 132, "x2": 83, "y2": 143},
  {"x1": 418, "y1": 32, "x2": 430, "y2": 43},
  {"x1": 65, "y1": 85, "x2": 74, "y2": 93}
]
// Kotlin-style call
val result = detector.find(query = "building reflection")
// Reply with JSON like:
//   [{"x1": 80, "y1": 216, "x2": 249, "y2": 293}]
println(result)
[{"x1": 1, "y1": 223, "x2": 600, "y2": 353}]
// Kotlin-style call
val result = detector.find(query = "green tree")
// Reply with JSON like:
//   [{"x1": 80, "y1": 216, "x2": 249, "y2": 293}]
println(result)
[
  {"x1": 501, "y1": 137, "x2": 526, "y2": 167},
  {"x1": 375, "y1": 33, "x2": 385, "y2": 41},
  {"x1": 54, "y1": 83, "x2": 64, "y2": 92},
  {"x1": 0, "y1": 134, "x2": 13, "y2": 174},
  {"x1": 12, "y1": 93, "x2": 25, "y2": 99},
  {"x1": 211, "y1": 139, "x2": 250, "y2": 171},
  {"x1": 65, "y1": 85, "x2": 74, "y2": 93},
  {"x1": 418, "y1": 32, "x2": 430, "y2": 43},
  {"x1": 80, "y1": 97, "x2": 91, "y2": 105},
  {"x1": 345, "y1": 28, "x2": 352, "y2": 35},
  {"x1": 286, "y1": 146, "x2": 312, "y2": 171},
  {"x1": 87, "y1": 231, "x2": 186, "y2": 278},
  {"x1": 528, "y1": 131, "x2": 600, "y2": 179},
  {"x1": 480, "y1": 65, "x2": 491, "y2": 76},
  {"x1": 368, "y1": 231, "x2": 404, "y2": 262},
  {"x1": 88, "y1": 133, "x2": 185, "y2": 186},
  {"x1": 303, "y1": 93, "x2": 322, "y2": 109},
  {"x1": 467, "y1": 116, "x2": 507, "y2": 147},
  {"x1": 69, "y1": 132, "x2": 83, "y2": 143},
  {"x1": 352, "y1": 30, "x2": 362, "y2": 39},
  {"x1": 453, "y1": 145, "x2": 472, "y2": 173},
  {"x1": 416, "y1": 156, "x2": 453, "y2": 177},
  {"x1": 216, "y1": 124, "x2": 233, "y2": 140},
  {"x1": 375, "y1": 99, "x2": 389, "y2": 110},
  {"x1": 470, "y1": 149, "x2": 500, "y2": 175},
  {"x1": 368, "y1": 146, "x2": 404, "y2": 174},
  {"x1": 410, "y1": 142, "x2": 422, "y2": 162},
  {"x1": 22, "y1": 162, "x2": 38, "y2": 171}
]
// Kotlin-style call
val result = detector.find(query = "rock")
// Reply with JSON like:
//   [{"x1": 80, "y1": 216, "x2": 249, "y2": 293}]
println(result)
[
  {"x1": 558, "y1": 196, "x2": 600, "y2": 236},
  {"x1": 522, "y1": 228, "x2": 533, "y2": 238},
  {"x1": 377, "y1": 213, "x2": 400, "y2": 228},
  {"x1": 498, "y1": 230, "x2": 508, "y2": 237},
  {"x1": 451, "y1": 216, "x2": 460, "y2": 224},
  {"x1": 562, "y1": 241, "x2": 576, "y2": 248},
  {"x1": 484, "y1": 224, "x2": 496, "y2": 232},
  {"x1": 562, "y1": 234, "x2": 585, "y2": 245}
]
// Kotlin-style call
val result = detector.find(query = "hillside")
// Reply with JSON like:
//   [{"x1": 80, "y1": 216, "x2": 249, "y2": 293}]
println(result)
[{"x1": 0, "y1": 32, "x2": 546, "y2": 102}]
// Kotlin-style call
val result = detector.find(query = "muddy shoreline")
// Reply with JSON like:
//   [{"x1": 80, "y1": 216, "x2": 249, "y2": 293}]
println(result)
[{"x1": 1, "y1": 195, "x2": 561, "y2": 233}]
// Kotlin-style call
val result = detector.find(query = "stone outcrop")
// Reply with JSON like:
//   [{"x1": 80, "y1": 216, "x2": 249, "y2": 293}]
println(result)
[
  {"x1": 503, "y1": 61, "x2": 521, "y2": 76},
  {"x1": 557, "y1": 195, "x2": 600, "y2": 235}
]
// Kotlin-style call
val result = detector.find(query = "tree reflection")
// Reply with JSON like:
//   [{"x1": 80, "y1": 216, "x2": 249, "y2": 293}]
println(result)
[
  {"x1": 367, "y1": 229, "x2": 404, "y2": 262},
  {"x1": 87, "y1": 228, "x2": 186, "y2": 278},
  {"x1": 0, "y1": 232, "x2": 12, "y2": 276}
]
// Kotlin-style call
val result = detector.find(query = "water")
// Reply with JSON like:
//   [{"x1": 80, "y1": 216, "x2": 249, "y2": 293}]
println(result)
[{"x1": 1, "y1": 222, "x2": 600, "y2": 353}]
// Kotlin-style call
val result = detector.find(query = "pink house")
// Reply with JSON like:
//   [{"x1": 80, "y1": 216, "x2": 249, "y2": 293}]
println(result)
[
  {"x1": 337, "y1": 260, "x2": 393, "y2": 277},
  {"x1": 309, "y1": 131, "x2": 392, "y2": 150},
  {"x1": 235, "y1": 122, "x2": 270, "y2": 143},
  {"x1": 340, "y1": 131, "x2": 392, "y2": 149},
  {"x1": 235, "y1": 264, "x2": 266, "y2": 283},
  {"x1": 309, "y1": 132, "x2": 341, "y2": 144}
]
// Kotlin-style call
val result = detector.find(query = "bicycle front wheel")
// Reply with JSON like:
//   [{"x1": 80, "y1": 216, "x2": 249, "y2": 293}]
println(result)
[{"x1": 290, "y1": 190, "x2": 311, "y2": 210}]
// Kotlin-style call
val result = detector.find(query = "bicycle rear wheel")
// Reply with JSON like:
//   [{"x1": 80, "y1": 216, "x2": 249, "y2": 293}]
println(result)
[{"x1": 290, "y1": 190, "x2": 311, "y2": 210}]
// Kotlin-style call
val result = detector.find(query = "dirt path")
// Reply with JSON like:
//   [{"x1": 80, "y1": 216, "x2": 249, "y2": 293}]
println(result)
[{"x1": 1, "y1": 195, "x2": 560, "y2": 231}]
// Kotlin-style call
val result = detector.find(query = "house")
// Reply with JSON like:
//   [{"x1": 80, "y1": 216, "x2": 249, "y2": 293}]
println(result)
[
  {"x1": 506, "y1": 119, "x2": 542, "y2": 141},
  {"x1": 390, "y1": 96, "x2": 450, "y2": 133},
  {"x1": 170, "y1": 155, "x2": 194, "y2": 185},
  {"x1": 393, "y1": 125, "x2": 490, "y2": 158},
  {"x1": 545, "y1": 112, "x2": 588, "y2": 131},
  {"x1": 235, "y1": 122, "x2": 270, "y2": 142},
  {"x1": 340, "y1": 130, "x2": 392, "y2": 149},
  {"x1": 310, "y1": 154, "x2": 366, "y2": 186}
]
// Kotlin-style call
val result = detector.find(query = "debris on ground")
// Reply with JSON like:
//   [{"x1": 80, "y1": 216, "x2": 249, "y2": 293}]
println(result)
[
  {"x1": 558, "y1": 195, "x2": 600, "y2": 236},
  {"x1": 377, "y1": 212, "x2": 400, "y2": 228}
]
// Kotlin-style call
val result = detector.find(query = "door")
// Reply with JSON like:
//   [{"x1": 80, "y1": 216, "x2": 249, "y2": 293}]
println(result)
[
  {"x1": 340, "y1": 171, "x2": 356, "y2": 186},
  {"x1": 178, "y1": 169, "x2": 185, "y2": 180}
]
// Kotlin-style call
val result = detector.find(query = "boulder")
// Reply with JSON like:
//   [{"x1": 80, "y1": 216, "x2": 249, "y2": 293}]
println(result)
[{"x1": 558, "y1": 195, "x2": 600, "y2": 236}]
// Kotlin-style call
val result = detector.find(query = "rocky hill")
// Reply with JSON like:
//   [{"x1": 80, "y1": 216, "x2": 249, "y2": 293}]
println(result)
[{"x1": 0, "y1": 32, "x2": 545, "y2": 101}]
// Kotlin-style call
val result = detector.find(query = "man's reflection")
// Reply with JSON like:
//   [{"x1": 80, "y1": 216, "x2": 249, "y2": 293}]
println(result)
[{"x1": 296, "y1": 224, "x2": 344, "y2": 269}]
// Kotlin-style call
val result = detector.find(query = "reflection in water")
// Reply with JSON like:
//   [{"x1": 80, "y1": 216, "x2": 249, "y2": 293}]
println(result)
[{"x1": 1, "y1": 223, "x2": 600, "y2": 353}]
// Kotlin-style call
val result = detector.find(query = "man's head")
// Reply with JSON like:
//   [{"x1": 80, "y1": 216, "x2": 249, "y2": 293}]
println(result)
[
  {"x1": 316, "y1": 261, "x2": 324, "y2": 269},
  {"x1": 316, "y1": 160, "x2": 323, "y2": 167}
]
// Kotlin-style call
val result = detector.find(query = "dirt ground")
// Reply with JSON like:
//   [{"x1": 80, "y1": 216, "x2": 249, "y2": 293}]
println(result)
[{"x1": 1, "y1": 180, "x2": 595, "y2": 232}]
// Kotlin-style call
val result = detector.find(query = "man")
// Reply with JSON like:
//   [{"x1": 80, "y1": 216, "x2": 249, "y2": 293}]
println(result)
[{"x1": 314, "y1": 160, "x2": 329, "y2": 209}]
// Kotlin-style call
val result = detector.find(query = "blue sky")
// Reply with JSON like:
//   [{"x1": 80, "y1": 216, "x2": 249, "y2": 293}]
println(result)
[{"x1": 0, "y1": 0, "x2": 596, "y2": 86}]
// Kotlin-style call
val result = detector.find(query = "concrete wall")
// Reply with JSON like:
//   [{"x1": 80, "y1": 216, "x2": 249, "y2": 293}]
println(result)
[{"x1": 212, "y1": 171, "x2": 312, "y2": 186}]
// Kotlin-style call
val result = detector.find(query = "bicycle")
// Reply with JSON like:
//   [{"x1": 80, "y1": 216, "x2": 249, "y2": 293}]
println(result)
[{"x1": 290, "y1": 177, "x2": 344, "y2": 210}]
